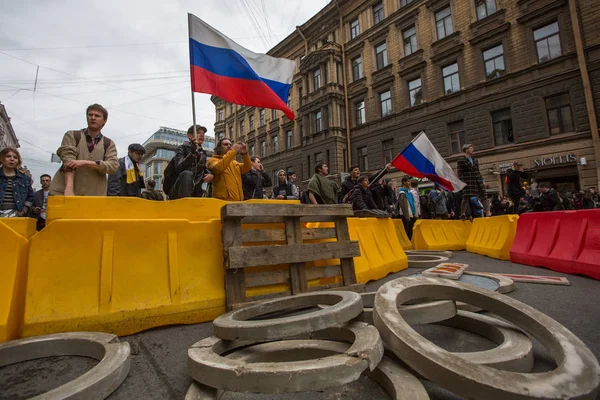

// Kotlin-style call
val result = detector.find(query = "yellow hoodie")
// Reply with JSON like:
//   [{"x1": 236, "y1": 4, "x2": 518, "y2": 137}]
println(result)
[{"x1": 207, "y1": 150, "x2": 252, "y2": 201}]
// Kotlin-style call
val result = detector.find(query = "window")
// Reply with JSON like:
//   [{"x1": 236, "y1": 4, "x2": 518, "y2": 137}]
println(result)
[
  {"x1": 153, "y1": 162, "x2": 162, "y2": 175},
  {"x1": 315, "y1": 110, "x2": 323, "y2": 132},
  {"x1": 380, "y1": 90, "x2": 392, "y2": 117},
  {"x1": 375, "y1": 42, "x2": 388, "y2": 70},
  {"x1": 357, "y1": 146, "x2": 368, "y2": 171},
  {"x1": 271, "y1": 109, "x2": 277, "y2": 121},
  {"x1": 355, "y1": 100, "x2": 366, "y2": 125},
  {"x1": 154, "y1": 149, "x2": 175, "y2": 159},
  {"x1": 337, "y1": 62, "x2": 343, "y2": 84},
  {"x1": 259, "y1": 109, "x2": 265, "y2": 126},
  {"x1": 408, "y1": 78, "x2": 423, "y2": 106},
  {"x1": 287, "y1": 93, "x2": 292, "y2": 109},
  {"x1": 351, "y1": 56, "x2": 363, "y2": 81},
  {"x1": 492, "y1": 108, "x2": 514, "y2": 145},
  {"x1": 250, "y1": 144, "x2": 255, "y2": 156},
  {"x1": 315, "y1": 152, "x2": 323, "y2": 165},
  {"x1": 145, "y1": 165, "x2": 151, "y2": 178},
  {"x1": 534, "y1": 22, "x2": 561, "y2": 63},
  {"x1": 476, "y1": 0, "x2": 496, "y2": 20},
  {"x1": 350, "y1": 19, "x2": 360, "y2": 40},
  {"x1": 442, "y1": 63, "x2": 460, "y2": 94},
  {"x1": 373, "y1": 2, "x2": 384, "y2": 25},
  {"x1": 286, "y1": 130, "x2": 293, "y2": 149},
  {"x1": 382, "y1": 139, "x2": 394, "y2": 164},
  {"x1": 483, "y1": 44, "x2": 505, "y2": 80},
  {"x1": 403, "y1": 26, "x2": 417, "y2": 56},
  {"x1": 249, "y1": 115, "x2": 254, "y2": 131},
  {"x1": 155, "y1": 177, "x2": 161, "y2": 190},
  {"x1": 401, "y1": 0, "x2": 414, "y2": 6},
  {"x1": 260, "y1": 140, "x2": 266, "y2": 157},
  {"x1": 448, "y1": 120, "x2": 466, "y2": 154},
  {"x1": 435, "y1": 7, "x2": 453, "y2": 40},
  {"x1": 228, "y1": 125, "x2": 233, "y2": 137},
  {"x1": 313, "y1": 68, "x2": 321, "y2": 91},
  {"x1": 229, "y1": 104, "x2": 234, "y2": 114},
  {"x1": 217, "y1": 109, "x2": 224, "y2": 121},
  {"x1": 546, "y1": 94, "x2": 574, "y2": 134},
  {"x1": 239, "y1": 120, "x2": 244, "y2": 136},
  {"x1": 339, "y1": 105, "x2": 346, "y2": 129},
  {"x1": 298, "y1": 86, "x2": 303, "y2": 105},
  {"x1": 271, "y1": 135, "x2": 278, "y2": 153}
]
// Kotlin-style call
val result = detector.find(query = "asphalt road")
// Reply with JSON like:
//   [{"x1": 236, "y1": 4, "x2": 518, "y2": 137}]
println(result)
[{"x1": 1, "y1": 252, "x2": 599, "y2": 400}]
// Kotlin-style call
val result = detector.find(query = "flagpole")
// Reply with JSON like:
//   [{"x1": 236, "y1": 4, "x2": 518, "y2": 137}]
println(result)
[{"x1": 188, "y1": 14, "x2": 197, "y2": 131}]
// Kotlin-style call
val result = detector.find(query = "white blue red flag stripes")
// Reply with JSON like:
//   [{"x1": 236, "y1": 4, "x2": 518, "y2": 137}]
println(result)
[
  {"x1": 391, "y1": 132, "x2": 466, "y2": 192},
  {"x1": 188, "y1": 14, "x2": 296, "y2": 120}
]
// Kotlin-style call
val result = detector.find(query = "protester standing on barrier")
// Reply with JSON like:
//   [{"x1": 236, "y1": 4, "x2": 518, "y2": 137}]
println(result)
[
  {"x1": 50, "y1": 104, "x2": 119, "y2": 196},
  {"x1": 207, "y1": 138, "x2": 252, "y2": 201},
  {"x1": 271, "y1": 169, "x2": 299, "y2": 200},
  {"x1": 32, "y1": 174, "x2": 51, "y2": 230},
  {"x1": 141, "y1": 179, "x2": 165, "y2": 201},
  {"x1": 107, "y1": 144, "x2": 146, "y2": 197},
  {"x1": 242, "y1": 156, "x2": 272, "y2": 200},
  {"x1": 456, "y1": 144, "x2": 490, "y2": 220},
  {"x1": 398, "y1": 176, "x2": 416, "y2": 239},
  {"x1": 505, "y1": 161, "x2": 528, "y2": 214},
  {"x1": 163, "y1": 125, "x2": 213, "y2": 200},
  {"x1": 0, "y1": 147, "x2": 34, "y2": 218},
  {"x1": 539, "y1": 184, "x2": 565, "y2": 211},
  {"x1": 340, "y1": 165, "x2": 360, "y2": 203},
  {"x1": 307, "y1": 162, "x2": 340, "y2": 204},
  {"x1": 350, "y1": 175, "x2": 379, "y2": 211}
]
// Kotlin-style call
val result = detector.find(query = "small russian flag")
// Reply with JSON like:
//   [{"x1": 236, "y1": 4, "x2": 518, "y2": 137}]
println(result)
[
  {"x1": 391, "y1": 132, "x2": 466, "y2": 192},
  {"x1": 188, "y1": 14, "x2": 296, "y2": 120}
]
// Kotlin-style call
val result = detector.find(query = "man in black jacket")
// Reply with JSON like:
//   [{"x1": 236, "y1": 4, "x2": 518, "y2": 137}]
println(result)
[
  {"x1": 505, "y1": 161, "x2": 529, "y2": 214},
  {"x1": 31, "y1": 174, "x2": 51, "y2": 230},
  {"x1": 165, "y1": 125, "x2": 213, "y2": 199},
  {"x1": 539, "y1": 184, "x2": 565, "y2": 211},
  {"x1": 351, "y1": 175, "x2": 378, "y2": 211},
  {"x1": 242, "y1": 156, "x2": 272, "y2": 200},
  {"x1": 107, "y1": 143, "x2": 146, "y2": 197},
  {"x1": 340, "y1": 165, "x2": 360, "y2": 203}
]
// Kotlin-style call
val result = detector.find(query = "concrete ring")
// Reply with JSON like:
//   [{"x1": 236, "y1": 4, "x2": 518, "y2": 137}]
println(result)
[
  {"x1": 436, "y1": 311, "x2": 533, "y2": 372},
  {"x1": 406, "y1": 250, "x2": 453, "y2": 258},
  {"x1": 342, "y1": 292, "x2": 456, "y2": 325},
  {"x1": 407, "y1": 255, "x2": 449, "y2": 268},
  {"x1": 455, "y1": 273, "x2": 515, "y2": 312},
  {"x1": 188, "y1": 321, "x2": 384, "y2": 393},
  {"x1": 373, "y1": 277, "x2": 600, "y2": 400},
  {"x1": 0, "y1": 332, "x2": 130, "y2": 400},
  {"x1": 213, "y1": 291, "x2": 363, "y2": 340}
]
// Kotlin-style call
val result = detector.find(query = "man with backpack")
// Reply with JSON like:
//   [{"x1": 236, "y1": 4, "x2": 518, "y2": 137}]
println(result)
[
  {"x1": 50, "y1": 104, "x2": 119, "y2": 196},
  {"x1": 162, "y1": 125, "x2": 213, "y2": 199}
]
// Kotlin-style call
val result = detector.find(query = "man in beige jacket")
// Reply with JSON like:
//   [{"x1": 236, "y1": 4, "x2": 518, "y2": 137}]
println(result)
[{"x1": 50, "y1": 104, "x2": 119, "y2": 196}]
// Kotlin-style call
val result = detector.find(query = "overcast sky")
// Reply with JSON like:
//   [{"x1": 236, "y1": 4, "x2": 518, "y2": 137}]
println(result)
[{"x1": 0, "y1": 0, "x2": 327, "y2": 189}]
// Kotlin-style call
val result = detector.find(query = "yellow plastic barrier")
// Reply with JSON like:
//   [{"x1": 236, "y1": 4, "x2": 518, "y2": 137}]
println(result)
[
  {"x1": 2, "y1": 218, "x2": 37, "y2": 239},
  {"x1": 0, "y1": 221, "x2": 29, "y2": 342},
  {"x1": 46, "y1": 197, "x2": 298, "y2": 223},
  {"x1": 23, "y1": 218, "x2": 226, "y2": 338},
  {"x1": 392, "y1": 220, "x2": 413, "y2": 250},
  {"x1": 466, "y1": 215, "x2": 519, "y2": 260},
  {"x1": 411, "y1": 220, "x2": 472, "y2": 251}
]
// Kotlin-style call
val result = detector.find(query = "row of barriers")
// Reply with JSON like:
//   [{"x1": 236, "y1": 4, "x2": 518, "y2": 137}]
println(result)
[{"x1": 0, "y1": 197, "x2": 409, "y2": 343}]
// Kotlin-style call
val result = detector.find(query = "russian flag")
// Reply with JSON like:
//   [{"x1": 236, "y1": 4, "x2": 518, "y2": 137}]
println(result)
[
  {"x1": 188, "y1": 14, "x2": 296, "y2": 120},
  {"x1": 391, "y1": 132, "x2": 466, "y2": 192}
]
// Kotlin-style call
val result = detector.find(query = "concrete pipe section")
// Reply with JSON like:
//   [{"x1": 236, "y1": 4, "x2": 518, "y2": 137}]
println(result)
[
  {"x1": 0, "y1": 332, "x2": 130, "y2": 400},
  {"x1": 213, "y1": 291, "x2": 363, "y2": 341},
  {"x1": 187, "y1": 321, "x2": 383, "y2": 394},
  {"x1": 405, "y1": 250, "x2": 453, "y2": 258},
  {"x1": 186, "y1": 340, "x2": 428, "y2": 400},
  {"x1": 407, "y1": 255, "x2": 449, "y2": 269},
  {"x1": 373, "y1": 277, "x2": 600, "y2": 400}
]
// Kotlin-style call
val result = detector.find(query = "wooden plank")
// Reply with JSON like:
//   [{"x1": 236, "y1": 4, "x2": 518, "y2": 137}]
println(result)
[
  {"x1": 334, "y1": 217, "x2": 358, "y2": 286},
  {"x1": 286, "y1": 217, "x2": 308, "y2": 294},
  {"x1": 227, "y1": 241, "x2": 361, "y2": 269},
  {"x1": 241, "y1": 228, "x2": 338, "y2": 243},
  {"x1": 307, "y1": 283, "x2": 366, "y2": 293},
  {"x1": 245, "y1": 269, "x2": 289, "y2": 287},
  {"x1": 223, "y1": 203, "x2": 354, "y2": 219},
  {"x1": 241, "y1": 215, "x2": 339, "y2": 224},
  {"x1": 222, "y1": 219, "x2": 245, "y2": 309},
  {"x1": 305, "y1": 265, "x2": 342, "y2": 280}
]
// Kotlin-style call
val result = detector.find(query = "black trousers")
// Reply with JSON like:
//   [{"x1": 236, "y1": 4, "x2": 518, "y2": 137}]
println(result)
[
  {"x1": 509, "y1": 196, "x2": 521, "y2": 214},
  {"x1": 36, "y1": 217, "x2": 46, "y2": 231},
  {"x1": 403, "y1": 217, "x2": 416, "y2": 240}
]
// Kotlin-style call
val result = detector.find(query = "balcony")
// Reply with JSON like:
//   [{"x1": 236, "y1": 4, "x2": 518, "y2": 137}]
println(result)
[{"x1": 299, "y1": 42, "x2": 342, "y2": 72}]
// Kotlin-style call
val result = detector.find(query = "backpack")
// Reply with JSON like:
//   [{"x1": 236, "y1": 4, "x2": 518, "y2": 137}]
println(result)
[
  {"x1": 162, "y1": 158, "x2": 178, "y2": 197},
  {"x1": 73, "y1": 130, "x2": 112, "y2": 153}
]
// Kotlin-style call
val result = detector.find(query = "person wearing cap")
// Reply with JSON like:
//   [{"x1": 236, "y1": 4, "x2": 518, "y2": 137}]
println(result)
[
  {"x1": 456, "y1": 144, "x2": 490, "y2": 219},
  {"x1": 505, "y1": 161, "x2": 529, "y2": 214},
  {"x1": 107, "y1": 143, "x2": 146, "y2": 197}
]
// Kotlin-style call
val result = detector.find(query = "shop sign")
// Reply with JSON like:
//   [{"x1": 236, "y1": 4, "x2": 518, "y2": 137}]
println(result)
[
  {"x1": 162, "y1": 140, "x2": 181, "y2": 146},
  {"x1": 533, "y1": 154, "x2": 576, "y2": 167}
]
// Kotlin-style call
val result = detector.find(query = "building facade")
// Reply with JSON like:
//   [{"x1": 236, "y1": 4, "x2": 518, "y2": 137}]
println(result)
[
  {"x1": 0, "y1": 102, "x2": 19, "y2": 151},
  {"x1": 141, "y1": 127, "x2": 215, "y2": 191},
  {"x1": 212, "y1": 0, "x2": 600, "y2": 194}
]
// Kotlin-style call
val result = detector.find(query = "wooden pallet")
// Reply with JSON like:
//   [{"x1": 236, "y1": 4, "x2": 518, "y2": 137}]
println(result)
[{"x1": 221, "y1": 203, "x2": 362, "y2": 310}]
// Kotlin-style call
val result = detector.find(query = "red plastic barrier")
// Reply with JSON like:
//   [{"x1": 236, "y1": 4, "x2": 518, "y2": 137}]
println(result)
[{"x1": 510, "y1": 210, "x2": 600, "y2": 280}]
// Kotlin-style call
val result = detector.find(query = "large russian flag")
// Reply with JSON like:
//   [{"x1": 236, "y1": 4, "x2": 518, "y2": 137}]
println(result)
[
  {"x1": 391, "y1": 132, "x2": 466, "y2": 192},
  {"x1": 188, "y1": 14, "x2": 296, "y2": 120}
]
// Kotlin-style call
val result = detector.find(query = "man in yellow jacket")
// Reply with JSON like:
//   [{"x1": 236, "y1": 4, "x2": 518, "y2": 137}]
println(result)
[{"x1": 207, "y1": 138, "x2": 252, "y2": 201}]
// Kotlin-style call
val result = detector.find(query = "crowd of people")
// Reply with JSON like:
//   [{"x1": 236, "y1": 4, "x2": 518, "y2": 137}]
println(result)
[{"x1": 0, "y1": 104, "x2": 598, "y2": 235}]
